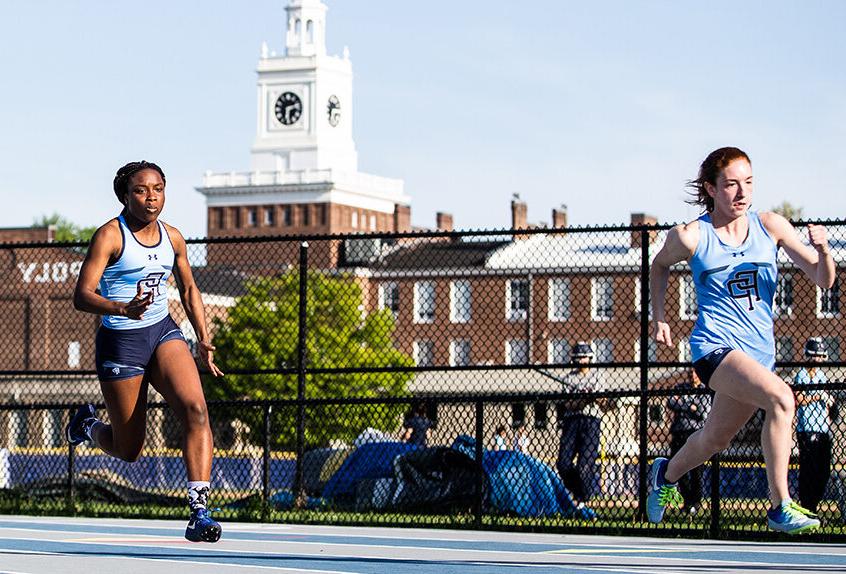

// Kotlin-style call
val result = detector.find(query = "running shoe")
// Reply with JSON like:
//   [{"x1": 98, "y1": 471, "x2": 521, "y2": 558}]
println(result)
[
  {"x1": 767, "y1": 500, "x2": 820, "y2": 534},
  {"x1": 646, "y1": 457, "x2": 683, "y2": 523},
  {"x1": 576, "y1": 502, "x2": 597, "y2": 521},
  {"x1": 65, "y1": 404, "x2": 97, "y2": 446},
  {"x1": 185, "y1": 508, "x2": 222, "y2": 543}
]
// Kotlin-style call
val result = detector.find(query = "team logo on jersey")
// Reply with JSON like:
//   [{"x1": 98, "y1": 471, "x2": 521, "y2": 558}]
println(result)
[
  {"x1": 727, "y1": 269, "x2": 761, "y2": 311},
  {"x1": 137, "y1": 271, "x2": 165, "y2": 296}
]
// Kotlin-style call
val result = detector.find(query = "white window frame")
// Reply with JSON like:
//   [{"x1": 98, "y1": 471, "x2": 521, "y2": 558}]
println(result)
[
  {"x1": 816, "y1": 278, "x2": 840, "y2": 319},
  {"x1": 821, "y1": 336, "x2": 840, "y2": 361},
  {"x1": 591, "y1": 276, "x2": 614, "y2": 321},
  {"x1": 67, "y1": 341, "x2": 81, "y2": 368},
  {"x1": 413, "y1": 281, "x2": 436, "y2": 323},
  {"x1": 547, "y1": 278, "x2": 571, "y2": 321},
  {"x1": 450, "y1": 280, "x2": 472, "y2": 323},
  {"x1": 351, "y1": 211, "x2": 358, "y2": 229},
  {"x1": 678, "y1": 337, "x2": 692, "y2": 362},
  {"x1": 506, "y1": 279, "x2": 529, "y2": 321},
  {"x1": 773, "y1": 273, "x2": 793, "y2": 317},
  {"x1": 449, "y1": 339, "x2": 472, "y2": 366},
  {"x1": 378, "y1": 282, "x2": 400, "y2": 317},
  {"x1": 369, "y1": 214, "x2": 377, "y2": 231},
  {"x1": 505, "y1": 339, "x2": 529, "y2": 365},
  {"x1": 678, "y1": 274, "x2": 698, "y2": 320},
  {"x1": 247, "y1": 207, "x2": 257, "y2": 227},
  {"x1": 775, "y1": 336, "x2": 793, "y2": 363},
  {"x1": 413, "y1": 340, "x2": 434, "y2": 366},
  {"x1": 634, "y1": 338, "x2": 658, "y2": 362},
  {"x1": 263, "y1": 206, "x2": 274, "y2": 226},
  {"x1": 547, "y1": 338, "x2": 570, "y2": 364}
]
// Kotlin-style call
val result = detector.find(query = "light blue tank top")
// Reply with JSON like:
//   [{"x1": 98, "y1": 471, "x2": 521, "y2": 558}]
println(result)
[
  {"x1": 688, "y1": 211, "x2": 777, "y2": 370},
  {"x1": 99, "y1": 215, "x2": 175, "y2": 330}
]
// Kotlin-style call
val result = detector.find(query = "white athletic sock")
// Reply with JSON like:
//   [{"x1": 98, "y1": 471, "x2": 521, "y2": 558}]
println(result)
[{"x1": 188, "y1": 481, "x2": 211, "y2": 511}]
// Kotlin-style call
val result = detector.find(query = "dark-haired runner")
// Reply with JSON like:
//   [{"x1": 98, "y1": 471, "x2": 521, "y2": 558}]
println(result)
[
  {"x1": 648, "y1": 147, "x2": 834, "y2": 533},
  {"x1": 69, "y1": 161, "x2": 224, "y2": 542}
]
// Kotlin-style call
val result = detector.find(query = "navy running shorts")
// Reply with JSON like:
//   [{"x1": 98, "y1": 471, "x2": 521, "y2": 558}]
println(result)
[
  {"x1": 693, "y1": 347, "x2": 733, "y2": 388},
  {"x1": 95, "y1": 315, "x2": 186, "y2": 381}
]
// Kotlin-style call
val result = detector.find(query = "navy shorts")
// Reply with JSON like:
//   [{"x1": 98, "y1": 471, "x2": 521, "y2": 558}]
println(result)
[
  {"x1": 95, "y1": 315, "x2": 186, "y2": 381},
  {"x1": 693, "y1": 347, "x2": 733, "y2": 388}
]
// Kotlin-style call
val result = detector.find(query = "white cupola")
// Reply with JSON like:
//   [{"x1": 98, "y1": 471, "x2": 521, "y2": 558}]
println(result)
[{"x1": 285, "y1": 0, "x2": 328, "y2": 57}]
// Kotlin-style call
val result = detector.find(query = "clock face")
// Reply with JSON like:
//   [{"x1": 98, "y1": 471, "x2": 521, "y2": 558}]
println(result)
[
  {"x1": 327, "y1": 95, "x2": 341, "y2": 127},
  {"x1": 274, "y1": 92, "x2": 302, "y2": 125}
]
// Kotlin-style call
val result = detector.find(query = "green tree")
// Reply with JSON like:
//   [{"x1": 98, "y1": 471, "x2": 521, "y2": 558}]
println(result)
[
  {"x1": 206, "y1": 271, "x2": 414, "y2": 450},
  {"x1": 771, "y1": 201, "x2": 804, "y2": 221},
  {"x1": 32, "y1": 213, "x2": 96, "y2": 243}
]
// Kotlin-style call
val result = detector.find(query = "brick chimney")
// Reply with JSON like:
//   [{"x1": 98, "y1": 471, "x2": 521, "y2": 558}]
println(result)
[
  {"x1": 511, "y1": 194, "x2": 527, "y2": 230},
  {"x1": 436, "y1": 212, "x2": 453, "y2": 232},
  {"x1": 552, "y1": 205, "x2": 568, "y2": 229},
  {"x1": 393, "y1": 204, "x2": 411, "y2": 233},
  {"x1": 630, "y1": 212, "x2": 658, "y2": 249}
]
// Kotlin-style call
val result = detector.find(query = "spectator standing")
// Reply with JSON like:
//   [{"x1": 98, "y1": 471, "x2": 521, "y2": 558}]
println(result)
[
  {"x1": 794, "y1": 337, "x2": 833, "y2": 513},
  {"x1": 556, "y1": 341, "x2": 607, "y2": 517},
  {"x1": 667, "y1": 370, "x2": 712, "y2": 515},
  {"x1": 493, "y1": 425, "x2": 508, "y2": 451},
  {"x1": 402, "y1": 401, "x2": 433, "y2": 447},
  {"x1": 513, "y1": 422, "x2": 529, "y2": 453}
]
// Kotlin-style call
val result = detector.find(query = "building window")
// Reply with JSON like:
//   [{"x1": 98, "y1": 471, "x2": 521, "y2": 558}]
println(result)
[
  {"x1": 212, "y1": 207, "x2": 224, "y2": 230},
  {"x1": 678, "y1": 337, "x2": 692, "y2": 362},
  {"x1": 773, "y1": 273, "x2": 793, "y2": 317},
  {"x1": 283, "y1": 206, "x2": 292, "y2": 226},
  {"x1": 679, "y1": 274, "x2": 697, "y2": 320},
  {"x1": 548, "y1": 338, "x2": 570, "y2": 364},
  {"x1": 506, "y1": 279, "x2": 529, "y2": 321},
  {"x1": 506, "y1": 339, "x2": 529, "y2": 365},
  {"x1": 449, "y1": 339, "x2": 471, "y2": 366},
  {"x1": 633, "y1": 277, "x2": 652, "y2": 320},
  {"x1": 775, "y1": 336, "x2": 793, "y2": 362},
  {"x1": 301, "y1": 205, "x2": 311, "y2": 226},
  {"x1": 351, "y1": 211, "x2": 358, "y2": 229},
  {"x1": 634, "y1": 338, "x2": 658, "y2": 362},
  {"x1": 413, "y1": 340, "x2": 434, "y2": 366},
  {"x1": 232, "y1": 207, "x2": 242, "y2": 228},
  {"x1": 263, "y1": 206, "x2": 275, "y2": 226},
  {"x1": 817, "y1": 278, "x2": 840, "y2": 318},
  {"x1": 247, "y1": 207, "x2": 257, "y2": 227},
  {"x1": 593, "y1": 338, "x2": 613, "y2": 363},
  {"x1": 10, "y1": 410, "x2": 27, "y2": 447},
  {"x1": 370, "y1": 214, "x2": 377, "y2": 231},
  {"x1": 414, "y1": 281, "x2": 436, "y2": 323},
  {"x1": 67, "y1": 341, "x2": 81, "y2": 368},
  {"x1": 318, "y1": 204, "x2": 327, "y2": 226},
  {"x1": 450, "y1": 280, "x2": 472, "y2": 323},
  {"x1": 533, "y1": 402, "x2": 548, "y2": 430},
  {"x1": 548, "y1": 278, "x2": 571, "y2": 321},
  {"x1": 511, "y1": 403, "x2": 526, "y2": 427},
  {"x1": 591, "y1": 276, "x2": 613, "y2": 320},
  {"x1": 821, "y1": 336, "x2": 840, "y2": 361},
  {"x1": 378, "y1": 282, "x2": 399, "y2": 317}
]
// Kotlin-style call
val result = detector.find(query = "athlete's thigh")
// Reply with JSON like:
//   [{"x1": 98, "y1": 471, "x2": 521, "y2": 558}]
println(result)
[
  {"x1": 147, "y1": 339, "x2": 207, "y2": 419},
  {"x1": 699, "y1": 390, "x2": 758, "y2": 444},
  {"x1": 99, "y1": 375, "x2": 148, "y2": 442},
  {"x1": 709, "y1": 350, "x2": 789, "y2": 410}
]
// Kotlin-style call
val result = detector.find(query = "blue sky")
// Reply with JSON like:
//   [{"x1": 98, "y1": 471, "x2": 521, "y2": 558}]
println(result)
[{"x1": 1, "y1": 1, "x2": 844, "y2": 239}]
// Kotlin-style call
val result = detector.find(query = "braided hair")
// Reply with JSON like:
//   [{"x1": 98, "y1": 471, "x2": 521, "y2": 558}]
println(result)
[{"x1": 113, "y1": 160, "x2": 166, "y2": 204}]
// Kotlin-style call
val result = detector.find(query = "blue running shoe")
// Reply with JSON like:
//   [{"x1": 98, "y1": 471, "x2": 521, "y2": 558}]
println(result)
[
  {"x1": 767, "y1": 500, "x2": 820, "y2": 534},
  {"x1": 185, "y1": 508, "x2": 222, "y2": 543},
  {"x1": 65, "y1": 404, "x2": 97, "y2": 446},
  {"x1": 646, "y1": 457, "x2": 683, "y2": 523},
  {"x1": 576, "y1": 503, "x2": 597, "y2": 521}
]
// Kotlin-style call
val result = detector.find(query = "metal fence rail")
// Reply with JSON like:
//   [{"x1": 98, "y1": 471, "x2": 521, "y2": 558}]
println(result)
[{"x1": 1, "y1": 221, "x2": 846, "y2": 540}]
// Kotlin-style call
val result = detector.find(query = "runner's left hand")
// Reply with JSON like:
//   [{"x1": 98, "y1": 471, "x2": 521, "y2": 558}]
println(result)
[{"x1": 198, "y1": 340, "x2": 224, "y2": 377}]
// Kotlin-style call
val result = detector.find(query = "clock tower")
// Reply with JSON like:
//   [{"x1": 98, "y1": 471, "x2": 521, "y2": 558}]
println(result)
[{"x1": 198, "y1": 0, "x2": 411, "y2": 266}]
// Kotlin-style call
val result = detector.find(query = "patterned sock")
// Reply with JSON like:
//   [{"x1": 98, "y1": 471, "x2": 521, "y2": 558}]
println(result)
[
  {"x1": 188, "y1": 481, "x2": 211, "y2": 511},
  {"x1": 84, "y1": 419, "x2": 103, "y2": 442}
]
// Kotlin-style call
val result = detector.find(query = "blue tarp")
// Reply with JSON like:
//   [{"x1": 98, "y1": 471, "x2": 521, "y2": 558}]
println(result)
[{"x1": 321, "y1": 442, "x2": 418, "y2": 499}]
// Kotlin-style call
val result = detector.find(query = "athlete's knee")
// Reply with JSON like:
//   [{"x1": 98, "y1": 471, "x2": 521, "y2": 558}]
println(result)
[
  {"x1": 699, "y1": 428, "x2": 732, "y2": 454},
  {"x1": 766, "y1": 385, "x2": 795, "y2": 419},
  {"x1": 182, "y1": 400, "x2": 210, "y2": 428}
]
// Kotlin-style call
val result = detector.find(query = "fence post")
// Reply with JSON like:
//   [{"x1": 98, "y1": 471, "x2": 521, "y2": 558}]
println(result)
[
  {"x1": 709, "y1": 453, "x2": 721, "y2": 537},
  {"x1": 263, "y1": 402, "x2": 272, "y2": 511},
  {"x1": 295, "y1": 241, "x2": 308, "y2": 496},
  {"x1": 67, "y1": 407, "x2": 75, "y2": 514},
  {"x1": 637, "y1": 227, "x2": 650, "y2": 521},
  {"x1": 474, "y1": 399, "x2": 484, "y2": 528}
]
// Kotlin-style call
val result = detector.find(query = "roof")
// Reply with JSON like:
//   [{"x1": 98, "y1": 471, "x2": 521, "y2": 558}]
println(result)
[{"x1": 372, "y1": 239, "x2": 509, "y2": 271}]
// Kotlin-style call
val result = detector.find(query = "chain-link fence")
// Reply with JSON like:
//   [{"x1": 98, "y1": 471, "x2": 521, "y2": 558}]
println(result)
[{"x1": 1, "y1": 221, "x2": 846, "y2": 539}]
